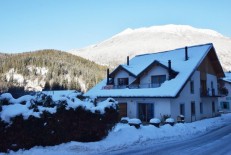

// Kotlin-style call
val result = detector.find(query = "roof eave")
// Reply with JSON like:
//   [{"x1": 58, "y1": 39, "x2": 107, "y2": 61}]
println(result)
[
  {"x1": 94, "y1": 95, "x2": 177, "y2": 99},
  {"x1": 109, "y1": 65, "x2": 137, "y2": 78}
]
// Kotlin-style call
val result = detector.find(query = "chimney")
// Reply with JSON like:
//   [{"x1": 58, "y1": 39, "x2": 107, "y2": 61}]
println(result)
[
  {"x1": 185, "y1": 46, "x2": 188, "y2": 61},
  {"x1": 106, "y1": 68, "x2": 109, "y2": 85},
  {"x1": 127, "y1": 56, "x2": 129, "y2": 66},
  {"x1": 168, "y1": 60, "x2": 172, "y2": 80}
]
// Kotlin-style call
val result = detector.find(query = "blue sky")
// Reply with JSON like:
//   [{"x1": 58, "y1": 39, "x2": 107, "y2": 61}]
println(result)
[{"x1": 0, "y1": 0, "x2": 231, "y2": 53}]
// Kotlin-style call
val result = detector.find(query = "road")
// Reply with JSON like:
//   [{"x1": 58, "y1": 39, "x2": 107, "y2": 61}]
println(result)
[{"x1": 102, "y1": 124, "x2": 231, "y2": 155}]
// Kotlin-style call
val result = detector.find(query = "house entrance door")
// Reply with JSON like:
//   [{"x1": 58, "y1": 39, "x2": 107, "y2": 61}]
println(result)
[
  {"x1": 138, "y1": 103, "x2": 154, "y2": 122},
  {"x1": 118, "y1": 103, "x2": 127, "y2": 118}
]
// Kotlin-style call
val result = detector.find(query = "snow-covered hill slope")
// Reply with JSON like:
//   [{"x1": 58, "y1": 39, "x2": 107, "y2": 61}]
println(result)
[{"x1": 69, "y1": 25, "x2": 231, "y2": 71}]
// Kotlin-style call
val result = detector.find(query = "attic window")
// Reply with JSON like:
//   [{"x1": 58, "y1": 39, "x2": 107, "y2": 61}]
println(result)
[
  {"x1": 118, "y1": 78, "x2": 129, "y2": 86},
  {"x1": 151, "y1": 75, "x2": 166, "y2": 88}
]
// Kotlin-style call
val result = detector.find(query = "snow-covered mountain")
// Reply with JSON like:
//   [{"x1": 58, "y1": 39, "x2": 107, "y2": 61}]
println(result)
[{"x1": 69, "y1": 24, "x2": 231, "y2": 71}]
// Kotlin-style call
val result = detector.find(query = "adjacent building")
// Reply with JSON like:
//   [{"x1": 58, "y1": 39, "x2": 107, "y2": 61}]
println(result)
[
  {"x1": 85, "y1": 43, "x2": 225, "y2": 122},
  {"x1": 218, "y1": 72, "x2": 231, "y2": 112}
]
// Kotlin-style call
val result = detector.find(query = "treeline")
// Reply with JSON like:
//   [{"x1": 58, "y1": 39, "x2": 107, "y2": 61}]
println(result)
[{"x1": 0, "y1": 50, "x2": 107, "y2": 93}]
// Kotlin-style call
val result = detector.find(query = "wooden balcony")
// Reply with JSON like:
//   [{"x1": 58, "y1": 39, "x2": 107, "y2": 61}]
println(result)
[{"x1": 200, "y1": 88, "x2": 217, "y2": 97}]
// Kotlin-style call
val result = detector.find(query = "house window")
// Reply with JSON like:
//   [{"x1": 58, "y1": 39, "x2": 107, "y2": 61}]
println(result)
[
  {"x1": 180, "y1": 104, "x2": 185, "y2": 115},
  {"x1": 200, "y1": 102, "x2": 203, "y2": 114},
  {"x1": 118, "y1": 78, "x2": 128, "y2": 86},
  {"x1": 220, "y1": 102, "x2": 230, "y2": 109},
  {"x1": 151, "y1": 75, "x2": 166, "y2": 87},
  {"x1": 118, "y1": 103, "x2": 127, "y2": 118},
  {"x1": 201, "y1": 80, "x2": 207, "y2": 96},
  {"x1": 212, "y1": 101, "x2": 215, "y2": 113},
  {"x1": 191, "y1": 101, "x2": 195, "y2": 115},
  {"x1": 190, "y1": 81, "x2": 194, "y2": 94},
  {"x1": 138, "y1": 103, "x2": 154, "y2": 122}
]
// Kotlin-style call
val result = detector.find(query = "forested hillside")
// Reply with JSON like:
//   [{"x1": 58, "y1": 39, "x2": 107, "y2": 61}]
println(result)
[{"x1": 0, "y1": 50, "x2": 106, "y2": 94}]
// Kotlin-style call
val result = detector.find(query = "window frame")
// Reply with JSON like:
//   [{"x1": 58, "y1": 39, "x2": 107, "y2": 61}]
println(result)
[
  {"x1": 191, "y1": 101, "x2": 195, "y2": 116},
  {"x1": 151, "y1": 75, "x2": 166, "y2": 87},
  {"x1": 180, "y1": 103, "x2": 185, "y2": 116},
  {"x1": 190, "y1": 80, "x2": 194, "y2": 94},
  {"x1": 221, "y1": 102, "x2": 230, "y2": 109},
  {"x1": 118, "y1": 78, "x2": 129, "y2": 86},
  {"x1": 200, "y1": 102, "x2": 203, "y2": 114},
  {"x1": 212, "y1": 101, "x2": 215, "y2": 113}
]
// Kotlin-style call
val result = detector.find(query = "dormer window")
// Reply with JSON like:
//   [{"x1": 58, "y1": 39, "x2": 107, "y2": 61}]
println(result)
[
  {"x1": 151, "y1": 75, "x2": 166, "y2": 88},
  {"x1": 118, "y1": 78, "x2": 129, "y2": 86}
]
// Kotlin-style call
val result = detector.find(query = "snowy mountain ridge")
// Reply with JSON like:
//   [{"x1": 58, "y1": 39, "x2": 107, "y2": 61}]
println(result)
[
  {"x1": 115, "y1": 25, "x2": 224, "y2": 38},
  {"x1": 69, "y1": 24, "x2": 231, "y2": 71}
]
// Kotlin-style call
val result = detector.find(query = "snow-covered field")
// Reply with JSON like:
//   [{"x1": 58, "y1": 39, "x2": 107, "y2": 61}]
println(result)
[{"x1": 3, "y1": 113, "x2": 231, "y2": 155}]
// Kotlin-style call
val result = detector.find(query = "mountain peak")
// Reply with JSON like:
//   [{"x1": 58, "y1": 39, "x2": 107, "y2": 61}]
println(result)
[
  {"x1": 69, "y1": 24, "x2": 231, "y2": 71},
  {"x1": 115, "y1": 24, "x2": 224, "y2": 38}
]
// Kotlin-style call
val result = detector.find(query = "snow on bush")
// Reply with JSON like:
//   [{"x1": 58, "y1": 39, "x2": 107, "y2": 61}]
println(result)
[
  {"x1": 128, "y1": 118, "x2": 141, "y2": 124},
  {"x1": 150, "y1": 118, "x2": 161, "y2": 124},
  {"x1": 165, "y1": 118, "x2": 175, "y2": 123},
  {"x1": 0, "y1": 91, "x2": 118, "y2": 123},
  {"x1": 121, "y1": 117, "x2": 129, "y2": 121},
  {"x1": 0, "y1": 91, "x2": 119, "y2": 152}
]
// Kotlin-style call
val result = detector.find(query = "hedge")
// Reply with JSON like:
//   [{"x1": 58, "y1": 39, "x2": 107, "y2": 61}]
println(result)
[{"x1": 0, "y1": 92, "x2": 119, "y2": 152}]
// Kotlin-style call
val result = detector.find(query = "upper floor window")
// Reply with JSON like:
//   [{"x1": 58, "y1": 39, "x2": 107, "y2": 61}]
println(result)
[
  {"x1": 118, "y1": 78, "x2": 129, "y2": 86},
  {"x1": 190, "y1": 81, "x2": 194, "y2": 94},
  {"x1": 151, "y1": 75, "x2": 166, "y2": 87}
]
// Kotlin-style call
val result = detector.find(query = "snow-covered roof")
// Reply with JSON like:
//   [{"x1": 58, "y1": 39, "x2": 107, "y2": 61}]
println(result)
[
  {"x1": 221, "y1": 72, "x2": 231, "y2": 83},
  {"x1": 111, "y1": 60, "x2": 177, "y2": 78},
  {"x1": 85, "y1": 43, "x2": 223, "y2": 98}
]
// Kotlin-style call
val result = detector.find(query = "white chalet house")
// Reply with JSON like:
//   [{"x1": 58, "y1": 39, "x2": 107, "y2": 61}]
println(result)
[
  {"x1": 85, "y1": 43, "x2": 225, "y2": 123},
  {"x1": 218, "y1": 72, "x2": 231, "y2": 113}
]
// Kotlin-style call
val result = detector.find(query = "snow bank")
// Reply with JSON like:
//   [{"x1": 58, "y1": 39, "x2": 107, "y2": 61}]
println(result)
[{"x1": 6, "y1": 114, "x2": 231, "y2": 155}]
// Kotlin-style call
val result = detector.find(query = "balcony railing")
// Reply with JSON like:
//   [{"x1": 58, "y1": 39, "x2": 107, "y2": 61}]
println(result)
[
  {"x1": 128, "y1": 83, "x2": 161, "y2": 89},
  {"x1": 102, "y1": 83, "x2": 162, "y2": 90},
  {"x1": 200, "y1": 88, "x2": 216, "y2": 97}
]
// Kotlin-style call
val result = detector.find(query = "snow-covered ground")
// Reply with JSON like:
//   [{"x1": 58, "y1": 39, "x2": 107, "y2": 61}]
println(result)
[{"x1": 3, "y1": 113, "x2": 231, "y2": 155}]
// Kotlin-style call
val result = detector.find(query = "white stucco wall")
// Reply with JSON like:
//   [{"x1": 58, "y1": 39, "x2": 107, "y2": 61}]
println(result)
[
  {"x1": 114, "y1": 70, "x2": 136, "y2": 85},
  {"x1": 207, "y1": 73, "x2": 218, "y2": 95},
  {"x1": 106, "y1": 98, "x2": 171, "y2": 121},
  {"x1": 97, "y1": 71, "x2": 219, "y2": 123},
  {"x1": 127, "y1": 98, "x2": 171, "y2": 121},
  {"x1": 153, "y1": 99, "x2": 171, "y2": 119},
  {"x1": 171, "y1": 71, "x2": 201, "y2": 122},
  {"x1": 201, "y1": 98, "x2": 217, "y2": 118},
  {"x1": 127, "y1": 100, "x2": 137, "y2": 118},
  {"x1": 140, "y1": 65, "x2": 169, "y2": 86},
  {"x1": 201, "y1": 73, "x2": 218, "y2": 118}
]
